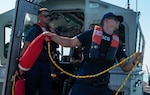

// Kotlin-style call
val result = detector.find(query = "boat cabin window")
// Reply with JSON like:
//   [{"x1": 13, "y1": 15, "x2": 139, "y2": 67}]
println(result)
[
  {"x1": 22, "y1": 13, "x2": 37, "y2": 44},
  {"x1": 49, "y1": 11, "x2": 84, "y2": 37},
  {"x1": 118, "y1": 24, "x2": 125, "y2": 50},
  {"x1": 115, "y1": 23, "x2": 125, "y2": 51},
  {"x1": 49, "y1": 11, "x2": 84, "y2": 62},
  {"x1": 4, "y1": 25, "x2": 12, "y2": 58}
]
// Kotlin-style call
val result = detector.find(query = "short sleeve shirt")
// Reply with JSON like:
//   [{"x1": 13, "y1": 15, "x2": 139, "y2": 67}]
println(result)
[{"x1": 25, "y1": 25, "x2": 42, "y2": 42}]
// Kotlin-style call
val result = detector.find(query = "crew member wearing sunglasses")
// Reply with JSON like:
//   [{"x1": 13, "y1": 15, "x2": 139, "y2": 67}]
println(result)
[{"x1": 19, "y1": 8, "x2": 59, "y2": 95}]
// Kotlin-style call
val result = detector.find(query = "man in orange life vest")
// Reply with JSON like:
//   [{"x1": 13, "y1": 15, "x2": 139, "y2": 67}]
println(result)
[
  {"x1": 19, "y1": 8, "x2": 58, "y2": 95},
  {"x1": 44, "y1": 12, "x2": 142, "y2": 95}
]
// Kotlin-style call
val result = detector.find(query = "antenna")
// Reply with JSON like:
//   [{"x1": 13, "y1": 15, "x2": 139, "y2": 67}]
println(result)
[
  {"x1": 127, "y1": 0, "x2": 130, "y2": 9},
  {"x1": 128, "y1": 0, "x2": 138, "y2": 12}
]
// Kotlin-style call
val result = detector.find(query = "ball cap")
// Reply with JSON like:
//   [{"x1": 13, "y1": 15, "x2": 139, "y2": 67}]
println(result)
[{"x1": 101, "y1": 12, "x2": 123, "y2": 24}]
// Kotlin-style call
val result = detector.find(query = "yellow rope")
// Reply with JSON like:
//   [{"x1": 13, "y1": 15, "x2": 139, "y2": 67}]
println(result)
[
  {"x1": 48, "y1": 42, "x2": 140, "y2": 94},
  {"x1": 12, "y1": 74, "x2": 16, "y2": 95},
  {"x1": 115, "y1": 60, "x2": 139, "y2": 95},
  {"x1": 48, "y1": 42, "x2": 138, "y2": 79}
]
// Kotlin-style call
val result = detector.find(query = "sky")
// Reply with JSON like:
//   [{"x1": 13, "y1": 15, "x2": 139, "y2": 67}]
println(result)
[{"x1": 0, "y1": 0, "x2": 150, "y2": 71}]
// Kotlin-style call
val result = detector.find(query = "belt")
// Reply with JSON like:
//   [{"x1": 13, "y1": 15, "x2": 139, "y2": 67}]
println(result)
[
  {"x1": 79, "y1": 74, "x2": 110, "y2": 86},
  {"x1": 83, "y1": 78, "x2": 109, "y2": 86}
]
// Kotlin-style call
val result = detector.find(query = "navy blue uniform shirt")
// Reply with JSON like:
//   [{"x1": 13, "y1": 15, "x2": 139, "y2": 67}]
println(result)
[{"x1": 76, "y1": 29, "x2": 127, "y2": 77}]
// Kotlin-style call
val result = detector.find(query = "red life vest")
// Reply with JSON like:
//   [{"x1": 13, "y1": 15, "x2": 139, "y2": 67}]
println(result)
[
  {"x1": 36, "y1": 23, "x2": 56, "y2": 33},
  {"x1": 89, "y1": 25, "x2": 119, "y2": 61}
]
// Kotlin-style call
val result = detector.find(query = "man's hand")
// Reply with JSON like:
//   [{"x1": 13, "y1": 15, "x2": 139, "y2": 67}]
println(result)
[
  {"x1": 15, "y1": 68, "x2": 24, "y2": 76},
  {"x1": 45, "y1": 36, "x2": 51, "y2": 42},
  {"x1": 42, "y1": 31, "x2": 54, "y2": 42},
  {"x1": 43, "y1": 31, "x2": 55, "y2": 36},
  {"x1": 133, "y1": 52, "x2": 143, "y2": 65}
]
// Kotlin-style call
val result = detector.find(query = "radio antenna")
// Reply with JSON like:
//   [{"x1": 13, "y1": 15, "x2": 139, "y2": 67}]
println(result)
[{"x1": 127, "y1": 0, "x2": 130, "y2": 9}]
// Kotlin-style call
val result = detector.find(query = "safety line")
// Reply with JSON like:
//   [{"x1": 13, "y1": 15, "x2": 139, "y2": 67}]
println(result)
[{"x1": 48, "y1": 42, "x2": 139, "y2": 95}]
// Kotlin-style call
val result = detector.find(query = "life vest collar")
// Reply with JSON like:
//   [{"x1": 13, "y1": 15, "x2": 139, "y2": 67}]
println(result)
[{"x1": 36, "y1": 23, "x2": 55, "y2": 33}]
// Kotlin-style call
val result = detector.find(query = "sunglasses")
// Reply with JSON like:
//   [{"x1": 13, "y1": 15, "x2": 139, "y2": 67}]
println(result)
[{"x1": 41, "y1": 14, "x2": 50, "y2": 18}]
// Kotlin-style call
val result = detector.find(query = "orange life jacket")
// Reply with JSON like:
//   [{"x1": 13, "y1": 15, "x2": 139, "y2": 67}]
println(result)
[{"x1": 89, "y1": 25, "x2": 119, "y2": 61}]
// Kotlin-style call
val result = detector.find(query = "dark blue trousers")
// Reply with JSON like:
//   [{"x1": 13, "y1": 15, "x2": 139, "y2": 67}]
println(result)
[
  {"x1": 71, "y1": 80, "x2": 112, "y2": 95},
  {"x1": 25, "y1": 60, "x2": 53, "y2": 95}
]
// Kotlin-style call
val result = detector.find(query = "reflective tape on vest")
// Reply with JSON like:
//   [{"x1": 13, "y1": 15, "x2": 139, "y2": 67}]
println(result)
[
  {"x1": 92, "y1": 25, "x2": 103, "y2": 45},
  {"x1": 111, "y1": 34, "x2": 119, "y2": 48}
]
